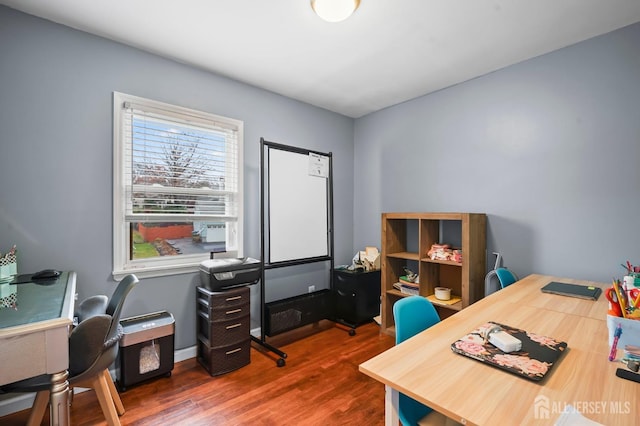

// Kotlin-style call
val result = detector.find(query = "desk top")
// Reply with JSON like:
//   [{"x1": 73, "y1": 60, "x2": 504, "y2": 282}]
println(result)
[
  {"x1": 0, "y1": 271, "x2": 76, "y2": 385},
  {"x1": 359, "y1": 274, "x2": 638, "y2": 426},
  {"x1": 0, "y1": 271, "x2": 76, "y2": 334}
]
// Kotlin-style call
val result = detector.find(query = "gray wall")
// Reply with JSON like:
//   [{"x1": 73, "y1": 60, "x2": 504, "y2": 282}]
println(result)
[
  {"x1": 2, "y1": 5, "x2": 639, "y2": 352},
  {"x1": 0, "y1": 6, "x2": 354, "y2": 350},
  {"x1": 354, "y1": 22, "x2": 640, "y2": 283}
]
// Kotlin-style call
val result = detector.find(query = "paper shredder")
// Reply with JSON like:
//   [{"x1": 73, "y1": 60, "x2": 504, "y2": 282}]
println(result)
[{"x1": 116, "y1": 311, "x2": 175, "y2": 391}]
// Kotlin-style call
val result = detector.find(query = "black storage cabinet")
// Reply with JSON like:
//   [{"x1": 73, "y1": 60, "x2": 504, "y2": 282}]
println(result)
[
  {"x1": 116, "y1": 311, "x2": 175, "y2": 391},
  {"x1": 332, "y1": 269, "x2": 381, "y2": 328},
  {"x1": 196, "y1": 285, "x2": 251, "y2": 376}
]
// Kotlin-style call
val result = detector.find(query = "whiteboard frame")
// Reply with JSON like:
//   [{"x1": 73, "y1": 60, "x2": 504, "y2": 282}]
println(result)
[
  {"x1": 260, "y1": 139, "x2": 333, "y2": 267},
  {"x1": 256, "y1": 138, "x2": 335, "y2": 349}
]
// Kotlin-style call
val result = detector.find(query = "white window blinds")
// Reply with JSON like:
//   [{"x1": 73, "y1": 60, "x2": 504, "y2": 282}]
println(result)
[{"x1": 121, "y1": 101, "x2": 240, "y2": 224}]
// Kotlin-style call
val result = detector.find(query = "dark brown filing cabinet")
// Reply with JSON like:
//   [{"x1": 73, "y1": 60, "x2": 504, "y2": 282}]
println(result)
[{"x1": 196, "y1": 285, "x2": 251, "y2": 376}]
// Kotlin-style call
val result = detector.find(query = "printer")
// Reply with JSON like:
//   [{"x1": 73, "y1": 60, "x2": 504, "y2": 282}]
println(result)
[{"x1": 199, "y1": 257, "x2": 261, "y2": 291}]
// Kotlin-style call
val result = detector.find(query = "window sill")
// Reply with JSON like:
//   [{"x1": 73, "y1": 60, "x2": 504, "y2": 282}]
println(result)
[{"x1": 112, "y1": 262, "x2": 200, "y2": 281}]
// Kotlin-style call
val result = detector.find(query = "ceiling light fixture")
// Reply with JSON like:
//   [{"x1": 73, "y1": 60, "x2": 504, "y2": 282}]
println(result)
[{"x1": 311, "y1": 0, "x2": 360, "y2": 23}]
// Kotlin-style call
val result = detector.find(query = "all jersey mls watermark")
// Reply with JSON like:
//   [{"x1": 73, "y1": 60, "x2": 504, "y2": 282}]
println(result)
[{"x1": 534, "y1": 395, "x2": 632, "y2": 420}]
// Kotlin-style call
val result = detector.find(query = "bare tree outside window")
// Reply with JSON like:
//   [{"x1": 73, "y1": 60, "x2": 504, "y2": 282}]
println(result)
[{"x1": 129, "y1": 120, "x2": 229, "y2": 258}]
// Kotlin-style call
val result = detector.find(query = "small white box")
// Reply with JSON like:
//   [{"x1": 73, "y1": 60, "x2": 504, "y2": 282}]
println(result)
[{"x1": 489, "y1": 330, "x2": 522, "y2": 352}]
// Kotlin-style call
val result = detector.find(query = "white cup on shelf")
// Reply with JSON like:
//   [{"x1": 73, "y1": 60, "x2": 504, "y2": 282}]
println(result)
[{"x1": 434, "y1": 287, "x2": 451, "y2": 301}]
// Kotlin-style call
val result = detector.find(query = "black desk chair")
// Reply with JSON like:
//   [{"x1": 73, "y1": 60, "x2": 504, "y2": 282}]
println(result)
[{"x1": 3, "y1": 274, "x2": 138, "y2": 426}]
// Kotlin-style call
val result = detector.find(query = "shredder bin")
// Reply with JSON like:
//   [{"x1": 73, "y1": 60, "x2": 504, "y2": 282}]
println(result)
[{"x1": 116, "y1": 311, "x2": 175, "y2": 391}]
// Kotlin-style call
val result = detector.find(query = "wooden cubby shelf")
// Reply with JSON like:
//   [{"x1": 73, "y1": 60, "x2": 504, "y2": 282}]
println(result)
[{"x1": 380, "y1": 212, "x2": 486, "y2": 336}]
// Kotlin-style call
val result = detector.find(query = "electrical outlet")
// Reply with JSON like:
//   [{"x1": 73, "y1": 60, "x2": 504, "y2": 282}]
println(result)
[{"x1": 308, "y1": 285, "x2": 315, "y2": 293}]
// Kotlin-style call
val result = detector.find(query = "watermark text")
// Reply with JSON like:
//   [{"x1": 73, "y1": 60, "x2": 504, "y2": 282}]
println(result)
[{"x1": 534, "y1": 395, "x2": 632, "y2": 419}]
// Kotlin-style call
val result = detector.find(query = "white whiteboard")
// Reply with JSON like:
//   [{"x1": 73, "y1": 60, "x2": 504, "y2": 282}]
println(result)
[{"x1": 268, "y1": 148, "x2": 329, "y2": 263}]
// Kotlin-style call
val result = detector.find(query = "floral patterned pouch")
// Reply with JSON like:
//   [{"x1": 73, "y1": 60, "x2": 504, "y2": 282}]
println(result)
[{"x1": 451, "y1": 321, "x2": 567, "y2": 381}]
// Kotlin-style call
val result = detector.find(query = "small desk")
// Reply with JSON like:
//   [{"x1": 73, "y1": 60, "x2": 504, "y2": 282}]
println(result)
[
  {"x1": 0, "y1": 272, "x2": 76, "y2": 426},
  {"x1": 359, "y1": 274, "x2": 638, "y2": 425}
]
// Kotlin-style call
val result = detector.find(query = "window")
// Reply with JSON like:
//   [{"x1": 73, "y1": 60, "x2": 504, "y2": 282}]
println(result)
[{"x1": 113, "y1": 92, "x2": 243, "y2": 279}]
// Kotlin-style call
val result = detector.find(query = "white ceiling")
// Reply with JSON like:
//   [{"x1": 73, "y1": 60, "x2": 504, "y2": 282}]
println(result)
[{"x1": 3, "y1": 0, "x2": 640, "y2": 118}]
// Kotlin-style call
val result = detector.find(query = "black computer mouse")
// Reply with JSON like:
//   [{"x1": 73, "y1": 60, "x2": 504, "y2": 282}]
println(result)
[{"x1": 32, "y1": 269, "x2": 61, "y2": 280}]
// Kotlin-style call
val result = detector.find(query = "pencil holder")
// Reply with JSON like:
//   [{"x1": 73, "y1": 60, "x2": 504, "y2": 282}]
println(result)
[
  {"x1": 607, "y1": 314, "x2": 640, "y2": 348},
  {"x1": 0, "y1": 254, "x2": 17, "y2": 280}
]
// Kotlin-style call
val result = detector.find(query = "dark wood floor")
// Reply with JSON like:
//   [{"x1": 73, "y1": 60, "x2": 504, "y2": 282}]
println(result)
[{"x1": 1, "y1": 321, "x2": 395, "y2": 425}]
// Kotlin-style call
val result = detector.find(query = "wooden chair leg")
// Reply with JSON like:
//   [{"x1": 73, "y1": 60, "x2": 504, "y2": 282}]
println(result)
[
  {"x1": 26, "y1": 390, "x2": 50, "y2": 426},
  {"x1": 91, "y1": 374, "x2": 121, "y2": 426},
  {"x1": 103, "y1": 369, "x2": 125, "y2": 415}
]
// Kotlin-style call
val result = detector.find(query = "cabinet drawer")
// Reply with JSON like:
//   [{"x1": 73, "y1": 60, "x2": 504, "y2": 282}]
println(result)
[
  {"x1": 197, "y1": 286, "x2": 250, "y2": 310},
  {"x1": 197, "y1": 298, "x2": 250, "y2": 321},
  {"x1": 197, "y1": 337, "x2": 250, "y2": 376},
  {"x1": 197, "y1": 311, "x2": 250, "y2": 347}
]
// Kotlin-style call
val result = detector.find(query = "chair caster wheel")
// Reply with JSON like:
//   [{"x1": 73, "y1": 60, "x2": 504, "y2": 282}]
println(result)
[
  {"x1": 277, "y1": 358, "x2": 286, "y2": 367},
  {"x1": 349, "y1": 329, "x2": 356, "y2": 336}
]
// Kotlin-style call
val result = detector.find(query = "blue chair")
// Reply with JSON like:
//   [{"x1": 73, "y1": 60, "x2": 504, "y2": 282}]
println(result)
[
  {"x1": 393, "y1": 296, "x2": 441, "y2": 426},
  {"x1": 495, "y1": 267, "x2": 518, "y2": 289}
]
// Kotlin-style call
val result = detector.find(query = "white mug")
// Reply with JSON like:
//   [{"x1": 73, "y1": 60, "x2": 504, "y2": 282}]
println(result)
[{"x1": 434, "y1": 287, "x2": 451, "y2": 300}]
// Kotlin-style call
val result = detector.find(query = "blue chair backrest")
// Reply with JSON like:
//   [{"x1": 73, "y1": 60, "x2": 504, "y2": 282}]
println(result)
[
  {"x1": 393, "y1": 296, "x2": 440, "y2": 344},
  {"x1": 496, "y1": 267, "x2": 517, "y2": 288},
  {"x1": 393, "y1": 296, "x2": 441, "y2": 425}
]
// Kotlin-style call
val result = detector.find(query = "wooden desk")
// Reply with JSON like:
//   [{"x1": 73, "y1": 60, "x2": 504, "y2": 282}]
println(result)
[
  {"x1": 0, "y1": 272, "x2": 76, "y2": 426},
  {"x1": 360, "y1": 274, "x2": 638, "y2": 425}
]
